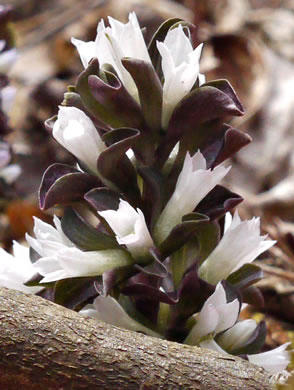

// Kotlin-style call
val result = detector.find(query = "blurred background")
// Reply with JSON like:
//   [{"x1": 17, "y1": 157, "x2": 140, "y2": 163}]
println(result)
[{"x1": 1, "y1": 0, "x2": 294, "y2": 367}]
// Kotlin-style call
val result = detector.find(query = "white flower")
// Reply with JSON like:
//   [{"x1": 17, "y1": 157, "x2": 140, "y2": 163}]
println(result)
[
  {"x1": 154, "y1": 151, "x2": 230, "y2": 243},
  {"x1": 0, "y1": 163, "x2": 21, "y2": 184},
  {"x1": 0, "y1": 241, "x2": 42, "y2": 294},
  {"x1": 72, "y1": 12, "x2": 151, "y2": 102},
  {"x1": 26, "y1": 216, "x2": 133, "y2": 283},
  {"x1": 80, "y1": 295, "x2": 161, "y2": 338},
  {"x1": 217, "y1": 319, "x2": 257, "y2": 352},
  {"x1": 99, "y1": 199, "x2": 154, "y2": 260},
  {"x1": 192, "y1": 316, "x2": 291, "y2": 375},
  {"x1": 248, "y1": 342, "x2": 291, "y2": 374},
  {"x1": 53, "y1": 106, "x2": 106, "y2": 173},
  {"x1": 184, "y1": 282, "x2": 240, "y2": 345},
  {"x1": 0, "y1": 47, "x2": 18, "y2": 73},
  {"x1": 156, "y1": 25, "x2": 203, "y2": 128},
  {"x1": 198, "y1": 212, "x2": 276, "y2": 285}
]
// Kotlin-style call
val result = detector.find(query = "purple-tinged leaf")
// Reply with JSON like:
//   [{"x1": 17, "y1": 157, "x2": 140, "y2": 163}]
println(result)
[
  {"x1": 159, "y1": 213, "x2": 209, "y2": 259},
  {"x1": 227, "y1": 264, "x2": 263, "y2": 289},
  {"x1": 211, "y1": 128, "x2": 251, "y2": 168},
  {"x1": 122, "y1": 58, "x2": 163, "y2": 132},
  {"x1": 138, "y1": 167, "x2": 164, "y2": 228},
  {"x1": 76, "y1": 58, "x2": 124, "y2": 128},
  {"x1": 54, "y1": 277, "x2": 99, "y2": 310},
  {"x1": 135, "y1": 249, "x2": 168, "y2": 278},
  {"x1": 94, "y1": 266, "x2": 135, "y2": 297},
  {"x1": 241, "y1": 286, "x2": 264, "y2": 307},
  {"x1": 122, "y1": 282, "x2": 178, "y2": 305},
  {"x1": 84, "y1": 187, "x2": 120, "y2": 212},
  {"x1": 98, "y1": 128, "x2": 142, "y2": 207},
  {"x1": 39, "y1": 163, "x2": 100, "y2": 210},
  {"x1": 177, "y1": 267, "x2": 214, "y2": 316},
  {"x1": 61, "y1": 207, "x2": 119, "y2": 251},
  {"x1": 156, "y1": 85, "x2": 245, "y2": 167},
  {"x1": 203, "y1": 80, "x2": 244, "y2": 114},
  {"x1": 222, "y1": 280, "x2": 242, "y2": 306},
  {"x1": 196, "y1": 185, "x2": 243, "y2": 221},
  {"x1": 88, "y1": 72, "x2": 144, "y2": 129}
]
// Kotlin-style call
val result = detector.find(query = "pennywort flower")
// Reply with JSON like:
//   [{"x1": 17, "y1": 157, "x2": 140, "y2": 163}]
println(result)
[
  {"x1": 157, "y1": 25, "x2": 203, "y2": 128},
  {"x1": 26, "y1": 216, "x2": 133, "y2": 283},
  {"x1": 72, "y1": 12, "x2": 151, "y2": 102},
  {"x1": 0, "y1": 241, "x2": 42, "y2": 294},
  {"x1": 198, "y1": 212, "x2": 276, "y2": 285},
  {"x1": 99, "y1": 199, "x2": 154, "y2": 261},
  {"x1": 154, "y1": 151, "x2": 230, "y2": 243},
  {"x1": 80, "y1": 295, "x2": 161, "y2": 338},
  {"x1": 184, "y1": 282, "x2": 240, "y2": 345},
  {"x1": 53, "y1": 106, "x2": 106, "y2": 173}
]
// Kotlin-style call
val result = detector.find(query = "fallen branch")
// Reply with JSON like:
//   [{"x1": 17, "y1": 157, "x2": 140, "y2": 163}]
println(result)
[{"x1": 0, "y1": 288, "x2": 274, "y2": 389}]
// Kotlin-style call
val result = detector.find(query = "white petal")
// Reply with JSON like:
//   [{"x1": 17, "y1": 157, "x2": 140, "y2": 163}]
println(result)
[
  {"x1": 80, "y1": 295, "x2": 161, "y2": 338},
  {"x1": 71, "y1": 38, "x2": 96, "y2": 68},
  {"x1": 57, "y1": 248, "x2": 133, "y2": 279},
  {"x1": 214, "y1": 299, "x2": 240, "y2": 333},
  {"x1": 248, "y1": 343, "x2": 291, "y2": 374},
  {"x1": 100, "y1": 200, "x2": 154, "y2": 260},
  {"x1": 154, "y1": 151, "x2": 230, "y2": 243},
  {"x1": 198, "y1": 213, "x2": 276, "y2": 284},
  {"x1": 53, "y1": 106, "x2": 105, "y2": 173},
  {"x1": 217, "y1": 319, "x2": 257, "y2": 351},
  {"x1": 0, "y1": 242, "x2": 42, "y2": 294},
  {"x1": 200, "y1": 339, "x2": 229, "y2": 355},
  {"x1": 184, "y1": 304, "x2": 219, "y2": 345}
]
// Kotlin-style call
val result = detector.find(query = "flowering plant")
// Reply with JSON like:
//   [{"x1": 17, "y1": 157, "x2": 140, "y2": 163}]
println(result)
[{"x1": 0, "y1": 12, "x2": 291, "y2": 377}]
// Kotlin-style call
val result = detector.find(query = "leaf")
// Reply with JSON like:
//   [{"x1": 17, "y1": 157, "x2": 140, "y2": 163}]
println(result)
[
  {"x1": 241, "y1": 286, "x2": 264, "y2": 307},
  {"x1": 76, "y1": 58, "x2": 124, "y2": 128},
  {"x1": 137, "y1": 166, "x2": 164, "y2": 229},
  {"x1": 195, "y1": 221, "x2": 221, "y2": 264},
  {"x1": 202, "y1": 80, "x2": 244, "y2": 114},
  {"x1": 156, "y1": 84, "x2": 245, "y2": 167},
  {"x1": 39, "y1": 163, "x2": 100, "y2": 210},
  {"x1": 227, "y1": 264, "x2": 263, "y2": 289},
  {"x1": 122, "y1": 58, "x2": 163, "y2": 132},
  {"x1": 210, "y1": 128, "x2": 251, "y2": 168},
  {"x1": 84, "y1": 187, "x2": 120, "y2": 212},
  {"x1": 158, "y1": 213, "x2": 210, "y2": 258},
  {"x1": 88, "y1": 72, "x2": 144, "y2": 129},
  {"x1": 196, "y1": 185, "x2": 243, "y2": 220},
  {"x1": 54, "y1": 277, "x2": 99, "y2": 310},
  {"x1": 61, "y1": 207, "x2": 119, "y2": 251},
  {"x1": 98, "y1": 128, "x2": 142, "y2": 206}
]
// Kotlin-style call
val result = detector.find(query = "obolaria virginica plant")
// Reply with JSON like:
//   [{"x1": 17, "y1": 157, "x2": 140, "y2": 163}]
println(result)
[{"x1": 0, "y1": 13, "x2": 291, "y2": 376}]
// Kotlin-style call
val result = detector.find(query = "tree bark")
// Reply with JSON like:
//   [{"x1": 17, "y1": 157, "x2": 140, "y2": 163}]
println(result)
[{"x1": 0, "y1": 288, "x2": 274, "y2": 389}]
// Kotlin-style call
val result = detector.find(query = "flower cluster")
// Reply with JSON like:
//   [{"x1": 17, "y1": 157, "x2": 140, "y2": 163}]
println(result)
[{"x1": 0, "y1": 13, "x2": 291, "y2": 376}]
